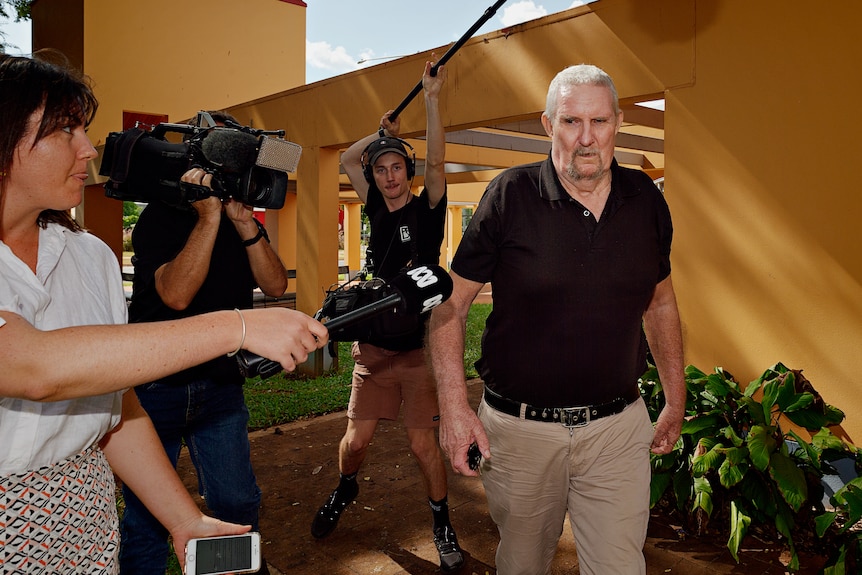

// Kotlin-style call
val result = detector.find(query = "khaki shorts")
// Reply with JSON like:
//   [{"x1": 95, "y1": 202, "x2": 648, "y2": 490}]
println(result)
[{"x1": 347, "y1": 342, "x2": 440, "y2": 429}]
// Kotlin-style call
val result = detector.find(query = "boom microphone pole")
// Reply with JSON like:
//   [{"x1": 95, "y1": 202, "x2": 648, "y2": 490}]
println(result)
[{"x1": 387, "y1": 0, "x2": 509, "y2": 122}]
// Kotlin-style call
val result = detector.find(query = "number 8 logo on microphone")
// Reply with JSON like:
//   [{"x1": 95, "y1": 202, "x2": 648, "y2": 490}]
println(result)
[{"x1": 405, "y1": 266, "x2": 444, "y2": 313}]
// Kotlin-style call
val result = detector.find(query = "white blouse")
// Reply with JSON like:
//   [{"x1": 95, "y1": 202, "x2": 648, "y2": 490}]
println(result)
[{"x1": 0, "y1": 224, "x2": 128, "y2": 474}]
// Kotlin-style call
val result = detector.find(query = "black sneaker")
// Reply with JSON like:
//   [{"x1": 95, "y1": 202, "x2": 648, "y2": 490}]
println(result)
[
  {"x1": 433, "y1": 526, "x2": 465, "y2": 572},
  {"x1": 310, "y1": 483, "x2": 358, "y2": 539}
]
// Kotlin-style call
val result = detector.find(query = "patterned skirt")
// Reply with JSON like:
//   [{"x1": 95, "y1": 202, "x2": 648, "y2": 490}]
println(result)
[{"x1": 0, "y1": 445, "x2": 119, "y2": 574}]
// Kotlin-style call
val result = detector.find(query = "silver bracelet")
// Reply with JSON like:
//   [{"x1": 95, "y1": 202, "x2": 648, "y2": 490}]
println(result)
[{"x1": 226, "y1": 308, "x2": 246, "y2": 357}]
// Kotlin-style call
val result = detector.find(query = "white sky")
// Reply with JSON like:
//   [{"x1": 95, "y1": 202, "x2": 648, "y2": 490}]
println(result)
[{"x1": 1, "y1": 1, "x2": 589, "y2": 83}]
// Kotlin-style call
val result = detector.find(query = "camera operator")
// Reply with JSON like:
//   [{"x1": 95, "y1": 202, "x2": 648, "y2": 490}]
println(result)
[{"x1": 119, "y1": 111, "x2": 285, "y2": 575}]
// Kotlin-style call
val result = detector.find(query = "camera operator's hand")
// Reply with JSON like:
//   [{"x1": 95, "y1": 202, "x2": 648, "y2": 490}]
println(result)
[
  {"x1": 224, "y1": 199, "x2": 261, "y2": 245},
  {"x1": 224, "y1": 198, "x2": 254, "y2": 224},
  {"x1": 190, "y1": 195, "x2": 223, "y2": 222},
  {"x1": 185, "y1": 169, "x2": 222, "y2": 224},
  {"x1": 155, "y1": 169, "x2": 222, "y2": 310}
]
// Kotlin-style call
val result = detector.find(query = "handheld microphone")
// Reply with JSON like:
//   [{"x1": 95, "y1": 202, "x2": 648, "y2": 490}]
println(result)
[
  {"x1": 200, "y1": 128, "x2": 303, "y2": 175},
  {"x1": 236, "y1": 265, "x2": 453, "y2": 379}
]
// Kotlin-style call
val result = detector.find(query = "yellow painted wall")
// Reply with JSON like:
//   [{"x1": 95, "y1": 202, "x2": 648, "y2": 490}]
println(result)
[
  {"x1": 663, "y1": 1, "x2": 862, "y2": 440},
  {"x1": 81, "y1": 0, "x2": 306, "y2": 148}
]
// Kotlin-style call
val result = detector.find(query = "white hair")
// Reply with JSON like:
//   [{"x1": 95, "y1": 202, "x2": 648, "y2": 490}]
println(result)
[{"x1": 544, "y1": 64, "x2": 620, "y2": 120}]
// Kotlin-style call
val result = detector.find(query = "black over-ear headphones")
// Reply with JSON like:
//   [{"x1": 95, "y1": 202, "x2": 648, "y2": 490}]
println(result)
[{"x1": 360, "y1": 136, "x2": 416, "y2": 184}]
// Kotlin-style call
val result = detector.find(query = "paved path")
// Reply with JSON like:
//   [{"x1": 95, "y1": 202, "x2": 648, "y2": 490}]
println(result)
[{"x1": 176, "y1": 379, "x2": 824, "y2": 574}]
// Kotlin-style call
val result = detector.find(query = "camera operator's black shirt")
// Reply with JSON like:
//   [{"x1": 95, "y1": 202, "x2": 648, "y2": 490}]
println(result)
[
  {"x1": 451, "y1": 157, "x2": 672, "y2": 408},
  {"x1": 129, "y1": 200, "x2": 255, "y2": 386},
  {"x1": 364, "y1": 184, "x2": 447, "y2": 351}
]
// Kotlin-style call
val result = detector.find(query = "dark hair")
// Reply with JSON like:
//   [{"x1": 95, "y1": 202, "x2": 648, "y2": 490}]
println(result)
[
  {"x1": 0, "y1": 50, "x2": 99, "y2": 231},
  {"x1": 206, "y1": 110, "x2": 239, "y2": 126}
]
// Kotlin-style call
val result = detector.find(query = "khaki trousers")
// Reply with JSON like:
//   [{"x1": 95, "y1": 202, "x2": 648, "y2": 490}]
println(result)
[{"x1": 478, "y1": 396, "x2": 654, "y2": 575}]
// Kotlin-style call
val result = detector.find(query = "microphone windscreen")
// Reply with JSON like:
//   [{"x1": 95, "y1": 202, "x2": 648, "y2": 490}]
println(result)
[
  {"x1": 257, "y1": 137, "x2": 303, "y2": 173},
  {"x1": 200, "y1": 128, "x2": 259, "y2": 173},
  {"x1": 388, "y1": 265, "x2": 453, "y2": 314}
]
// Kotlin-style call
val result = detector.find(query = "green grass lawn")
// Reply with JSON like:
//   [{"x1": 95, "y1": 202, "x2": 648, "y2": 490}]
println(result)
[{"x1": 243, "y1": 303, "x2": 492, "y2": 430}]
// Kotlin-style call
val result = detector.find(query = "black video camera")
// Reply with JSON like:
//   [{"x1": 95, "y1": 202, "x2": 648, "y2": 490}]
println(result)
[{"x1": 98, "y1": 111, "x2": 302, "y2": 209}]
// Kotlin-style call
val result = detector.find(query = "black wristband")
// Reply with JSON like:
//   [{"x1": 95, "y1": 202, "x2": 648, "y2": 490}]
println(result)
[
  {"x1": 242, "y1": 220, "x2": 269, "y2": 247},
  {"x1": 242, "y1": 229, "x2": 264, "y2": 247}
]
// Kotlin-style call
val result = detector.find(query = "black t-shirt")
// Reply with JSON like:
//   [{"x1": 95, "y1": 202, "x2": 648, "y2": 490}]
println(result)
[
  {"x1": 451, "y1": 157, "x2": 673, "y2": 407},
  {"x1": 129, "y1": 200, "x2": 255, "y2": 385},
  {"x1": 364, "y1": 184, "x2": 447, "y2": 350}
]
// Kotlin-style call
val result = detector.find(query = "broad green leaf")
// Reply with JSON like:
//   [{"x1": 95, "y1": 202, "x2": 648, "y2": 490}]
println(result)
[
  {"x1": 704, "y1": 374, "x2": 733, "y2": 398},
  {"x1": 650, "y1": 451, "x2": 678, "y2": 473},
  {"x1": 738, "y1": 396, "x2": 767, "y2": 425},
  {"x1": 693, "y1": 442, "x2": 724, "y2": 475},
  {"x1": 722, "y1": 426, "x2": 744, "y2": 448},
  {"x1": 815, "y1": 510, "x2": 837, "y2": 537},
  {"x1": 682, "y1": 414, "x2": 723, "y2": 435},
  {"x1": 774, "y1": 371, "x2": 798, "y2": 410},
  {"x1": 824, "y1": 404, "x2": 846, "y2": 425},
  {"x1": 684, "y1": 365, "x2": 708, "y2": 380},
  {"x1": 727, "y1": 500, "x2": 751, "y2": 563},
  {"x1": 739, "y1": 473, "x2": 776, "y2": 516},
  {"x1": 782, "y1": 391, "x2": 815, "y2": 413},
  {"x1": 833, "y1": 484, "x2": 862, "y2": 532},
  {"x1": 774, "y1": 499, "x2": 800, "y2": 571},
  {"x1": 761, "y1": 380, "x2": 780, "y2": 419},
  {"x1": 693, "y1": 476, "x2": 713, "y2": 516},
  {"x1": 768, "y1": 452, "x2": 808, "y2": 512},
  {"x1": 650, "y1": 472, "x2": 671, "y2": 508},
  {"x1": 672, "y1": 467, "x2": 694, "y2": 511},
  {"x1": 810, "y1": 428, "x2": 848, "y2": 452},
  {"x1": 785, "y1": 408, "x2": 830, "y2": 431},
  {"x1": 832, "y1": 477, "x2": 862, "y2": 507},
  {"x1": 718, "y1": 447, "x2": 749, "y2": 488},
  {"x1": 698, "y1": 389, "x2": 720, "y2": 408},
  {"x1": 787, "y1": 432, "x2": 823, "y2": 475},
  {"x1": 774, "y1": 503, "x2": 796, "y2": 538},
  {"x1": 821, "y1": 543, "x2": 847, "y2": 575},
  {"x1": 747, "y1": 425, "x2": 777, "y2": 471}
]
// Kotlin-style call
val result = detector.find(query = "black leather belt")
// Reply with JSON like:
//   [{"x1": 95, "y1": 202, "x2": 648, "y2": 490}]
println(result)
[{"x1": 483, "y1": 385, "x2": 638, "y2": 428}]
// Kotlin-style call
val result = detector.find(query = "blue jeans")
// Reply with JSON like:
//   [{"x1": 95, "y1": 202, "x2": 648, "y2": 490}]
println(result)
[{"x1": 119, "y1": 378, "x2": 261, "y2": 575}]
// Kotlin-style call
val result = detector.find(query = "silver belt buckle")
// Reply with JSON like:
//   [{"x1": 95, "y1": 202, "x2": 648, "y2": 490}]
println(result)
[{"x1": 558, "y1": 406, "x2": 590, "y2": 428}]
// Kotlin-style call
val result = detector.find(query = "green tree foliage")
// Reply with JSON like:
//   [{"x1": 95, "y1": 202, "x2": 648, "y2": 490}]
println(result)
[
  {"x1": 0, "y1": 0, "x2": 32, "y2": 21},
  {"x1": 122, "y1": 201, "x2": 142, "y2": 229},
  {"x1": 0, "y1": 0, "x2": 32, "y2": 53}
]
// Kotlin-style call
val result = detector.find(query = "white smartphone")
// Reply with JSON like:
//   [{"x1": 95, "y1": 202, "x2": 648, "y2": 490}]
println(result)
[{"x1": 185, "y1": 532, "x2": 261, "y2": 575}]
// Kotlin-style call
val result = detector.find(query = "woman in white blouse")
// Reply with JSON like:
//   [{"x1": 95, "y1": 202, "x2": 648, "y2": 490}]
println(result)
[{"x1": 0, "y1": 52, "x2": 328, "y2": 574}]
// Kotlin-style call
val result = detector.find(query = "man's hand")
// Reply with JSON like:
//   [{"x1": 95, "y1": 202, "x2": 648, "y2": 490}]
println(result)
[
  {"x1": 224, "y1": 198, "x2": 255, "y2": 224},
  {"x1": 650, "y1": 405, "x2": 684, "y2": 454},
  {"x1": 185, "y1": 169, "x2": 222, "y2": 222},
  {"x1": 439, "y1": 400, "x2": 490, "y2": 477},
  {"x1": 423, "y1": 53, "x2": 447, "y2": 99},
  {"x1": 379, "y1": 110, "x2": 401, "y2": 138}
]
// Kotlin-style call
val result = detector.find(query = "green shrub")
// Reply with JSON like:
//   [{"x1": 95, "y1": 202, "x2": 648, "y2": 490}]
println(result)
[{"x1": 641, "y1": 362, "x2": 862, "y2": 573}]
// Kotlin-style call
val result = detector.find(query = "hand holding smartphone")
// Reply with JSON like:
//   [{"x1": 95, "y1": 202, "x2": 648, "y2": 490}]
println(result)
[{"x1": 185, "y1": 532, "x2": 261, "y2": 575}]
